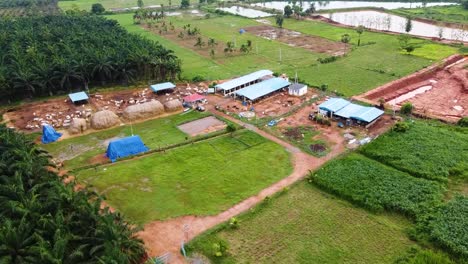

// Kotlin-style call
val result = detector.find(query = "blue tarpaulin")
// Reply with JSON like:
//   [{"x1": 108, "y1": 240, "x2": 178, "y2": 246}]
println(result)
[
  {"x1": 106, "y1": 135, "x2": 149, "y2": 162},
  {"x1": 68, "y1": 92, "x2": 89, "y2": 103},
  {"x1": 42, "y1": 125, "x2": 62, "y2": 144}
]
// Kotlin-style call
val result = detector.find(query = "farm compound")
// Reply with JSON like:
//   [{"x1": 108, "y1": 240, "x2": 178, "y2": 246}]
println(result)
[
  {"x1": 318, "y1": 98, "x2": 384, "y2": 127},
  {"x1": 216, "y1": 69, "x2": 273, "y2": 96}
]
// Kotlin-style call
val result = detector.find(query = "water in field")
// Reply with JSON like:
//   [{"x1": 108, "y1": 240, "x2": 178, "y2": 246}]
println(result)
[
  {"x1": 322, "y1": 10, "x2": 468, "y2": 41},
  {"x1": 217, "y1": 6, "x2": 273, "y2": 18},
  {"x1": 252, "y1": 1, "x2": 455, "y2": 11}
]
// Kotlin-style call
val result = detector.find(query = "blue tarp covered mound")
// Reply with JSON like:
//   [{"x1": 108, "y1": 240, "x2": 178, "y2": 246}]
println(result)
[
  {"x1": 42, "y1": 125, "x2": 62, "y2": 144},
  {"x1": 106, "y1": 135, "x2": 149, "y2": 162}
]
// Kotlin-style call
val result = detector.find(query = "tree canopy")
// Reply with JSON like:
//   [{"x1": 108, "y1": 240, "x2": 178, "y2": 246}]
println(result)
[{"x1": 0, "y1": 15, "x2": 181, "y2": 101}]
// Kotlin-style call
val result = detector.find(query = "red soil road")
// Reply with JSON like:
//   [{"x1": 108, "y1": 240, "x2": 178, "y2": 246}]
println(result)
[{"x1": 137, "y1": 107, "x2": 347, "y2": 264}]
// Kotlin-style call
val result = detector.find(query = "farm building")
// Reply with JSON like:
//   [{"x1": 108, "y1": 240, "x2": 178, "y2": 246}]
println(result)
[
  {"x1": 288, "y1": 83, "x2": 307, "y2": 96},
  {"x1": 183, "y1": 94, "x2": 206, "y2": 106},
  {"x1": 318, "y1": 98, "x2": 384, "y2": 127},
  {"x1": 216, "y1": 70, "x2": 273, "y2": 96},
  {"x1": 235, "y1": 77, "x2": 291, "y2": 102},
  {"x1": 150, "y1": 82, "x2": 176, "y2": 93},
  {"x1": 68, "y1": 91, "x2": 89, "y2": 104},
  {"x1": 106, "y1": 135, "x2": 149, "y2": 162}
]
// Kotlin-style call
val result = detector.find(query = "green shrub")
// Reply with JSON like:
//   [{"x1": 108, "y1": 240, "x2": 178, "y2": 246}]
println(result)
[
  {"x1": 393, "y1": 121, "x2": 410, "y2": 132},
  {"x1": 212, "y1": 240, "x2": 228, "y2": 257},
  {"x1": 228, "y1": 217, "x2": 239, "y2": 229},
  {"x1": 317, "y1": 56, "x2": 339, "y2": 64},
  {"x1": 192, "y1": 75, "x2": 206, "y2": 82},
  {"x1": 400, "y1": 102, "x2": 413, "y2": 115},
  {"x1": 396, "y1": 247, "x2": 455, "y2": 264},
  {"x1": 457, "y1": 116, "x2": 468, "y2": 127},
  {"x1": 310, "y1": 154, "x2": 444, "y2": 217}
]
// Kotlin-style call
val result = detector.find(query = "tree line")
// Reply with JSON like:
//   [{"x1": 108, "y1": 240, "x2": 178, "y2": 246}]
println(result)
[
  {"x1": 0, "y1": 0, "x2": 56, "y2": 8},
  {"x1": 0, "y1": 15, "x2": 181, "y2": 101},
  {"x1": 0, "y1": 124, "x2": 146, "y2": 262}
]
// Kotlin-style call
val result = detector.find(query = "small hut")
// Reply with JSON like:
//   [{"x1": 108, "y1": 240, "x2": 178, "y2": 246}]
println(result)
[
  {"x1": 69, "y1": 118, "x2": 88, "y2": 134},
  {"x1": 90, "y1": 110, "x2": 120, "y2": 130},
  {"x1": 164, "y1": 99, "x2": 183, "y2": 112},
  {"x1": 123, "y1": 100, "x2": 164, "y2": 120},
  {"x1": 68, "y1": 91, "x2": 89, "y2": 104}
]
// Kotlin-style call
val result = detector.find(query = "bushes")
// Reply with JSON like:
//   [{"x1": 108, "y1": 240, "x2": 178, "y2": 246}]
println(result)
[
  {"x1": 317, "y1": 56, "x2": 339, "y2": 64},
  {"x1": 310, "y1": 154, "x2": 444, "y2": 217},
  {"x1": 396, "y1": 247, "x2": 455, "y2": 264},
  {"x1": 393, "y1": 121, "x2": 410, "y2": 132},
  {"x1": 457, "y1": 116, "x2": 468, "y2": 127},
  {"x1": 428, "y1": 196, "x2": 468, "y2": 258},
  {"x1": 400, "y1": 102, "x2": 413, "y2": 115}
]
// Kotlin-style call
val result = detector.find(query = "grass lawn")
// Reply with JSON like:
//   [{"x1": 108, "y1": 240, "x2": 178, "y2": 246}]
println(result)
[
  {"x1": 58, "y1": 0, "x2": 180, "y2": 11},
  {"x1": 187, "y1": 182, "x2": 415, "y2": 264},
  {"x1": 74, "y1": 130, "x2": 292, "y2": 223},
  {"x1": 395, "y1": 5, "x2": 468, "y2": 25},
  {"x1": 108, "y1": 12, "x2": 457, "y2": 96},
  {"x1": 41, "y1": 111, "x2": 210, "y2": 169}
]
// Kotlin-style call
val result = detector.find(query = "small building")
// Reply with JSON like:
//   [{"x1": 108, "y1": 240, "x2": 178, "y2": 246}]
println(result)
[
  {"x1": 106, "y1": 135, "x2": 149, "y2": 162},
  {"x1": 150, "y1": 82, "x2": 176, "y2": 93},
  {"x1": 288, "y1": 83, "x2": 307, "y2": 96},
  {"x1": 68, "y1": 91, "x2": 89, "y2": 104},
  {"x1": 318, "y1": 97, "x2": 351, "y2": 117},
  {"x1": 318, "y1": 97, "x2": 384, "y2": 127},
  {"x1": 216, "y1": 70, "x2": 273, "y2": 96},
  {"x1": 183, "y1": 93, "x2": 206, "y2": 106},
  {"x1": 235, "y1": 77, "x2": 291, "y2": 102},
  {"x1": 42, "y1": 124, "x2": 62, "y2": 144}
]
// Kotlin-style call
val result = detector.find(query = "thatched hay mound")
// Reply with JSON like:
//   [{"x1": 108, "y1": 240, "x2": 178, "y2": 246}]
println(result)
[
  {"x1": 90, "y1": 110, "x2": 120, "y2": 130},
  {"x1": 69, "y1": 118, "x2": 88, "y2": 134},
  {"x1": 123, "y1": 100, "x2": 164, "y2": 120},
  {"x1": 164, "y1": 99, "x2": 183, "y2": 112}
]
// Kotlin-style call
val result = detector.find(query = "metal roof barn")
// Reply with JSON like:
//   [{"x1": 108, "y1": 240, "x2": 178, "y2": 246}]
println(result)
[
  {"x1": 334, "y1": 103, "x2": 366, "y2": 118},
  {"x1": 150, "y1": 82, "x2": 176, "y2": 92},
  {"x1": 235, "y1": 78, "x2": 290, "y2": 101},
  {"x1": 318, "y1": 98, "x2": 351, "y2": 113},
  {"x1": 183, "y1": 93, "x2": 205, "y2": 103},
  {"x1": 68, "y1": 91, "x2": 89, "y2": 103},
  {"x1": 215, "y1": 70, "x2": 273, "y2": 91},
  {"x1": 350, "y1": 107, "x2": 384, "y2": 123}
]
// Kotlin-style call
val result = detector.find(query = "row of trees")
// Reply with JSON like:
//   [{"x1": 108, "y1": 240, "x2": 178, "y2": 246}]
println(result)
[
  {"x1": 0, "y1": 0, "x2": 56, "y2": 7},
  {"x1": 0, "y1": 124, "x2": 146, "y2": 262},
  {"x1": 0, "y1": 15, "x2": 181, "y2": 101}
]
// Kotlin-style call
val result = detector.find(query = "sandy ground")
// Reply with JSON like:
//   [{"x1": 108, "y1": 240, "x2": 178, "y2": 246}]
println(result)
[{"x1": 177, "y1": 116, "x2": 226, "y2": 136}]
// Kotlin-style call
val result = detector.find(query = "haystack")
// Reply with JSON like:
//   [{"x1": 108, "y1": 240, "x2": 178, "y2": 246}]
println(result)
[
  {"x1": 90, "y1": 110, "x2": 120, "y2": 130},
  {"x1": 123, "y1": 100, "x2": 164, "y2": 120},
  {"x1": 164, "y1": 99, "x2": 183, "y2": 112},
  {"x1": 69, "y1": 118, "x2": 88, "y2": 134}
]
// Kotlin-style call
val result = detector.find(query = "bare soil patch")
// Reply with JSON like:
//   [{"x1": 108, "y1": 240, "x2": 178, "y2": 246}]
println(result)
[
  {"x1": 310, "y1": 143, "x2": 326, "y2": 152},
  {"x1": 177, "y1": 116, "x2": 226, "y2": 136},
  {"x1": 358, "y1": 56, "x2": 468, "y2": 123},
  {"x1": 246, "y1": 25, "x2": 349, "y2": 56}
]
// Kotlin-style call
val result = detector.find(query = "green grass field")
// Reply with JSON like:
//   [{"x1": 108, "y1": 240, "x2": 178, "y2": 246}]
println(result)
[
  {"x1": 59, "y1": 0, "x2": 179, "y2": 11},
  {"x1": 108, "y1": 12, "x2": 457, "y2": 96},
  {"x1": 395, "y1": 5, "x2": 468, "y2": 25},
  {"x1": 74, "y1": 130, "x2": 292, "y2": 223},
  {"x1": 187, "y1": 182, "x2": 415, "y2": 264},
  {"x1": 41, "y1": 111, "x2": 210, "y2": 169}
]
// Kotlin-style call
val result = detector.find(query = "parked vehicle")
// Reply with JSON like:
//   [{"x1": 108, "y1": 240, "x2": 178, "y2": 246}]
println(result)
[{"x1": 196, "y1": 105, "x2": 205, "y2": 112}]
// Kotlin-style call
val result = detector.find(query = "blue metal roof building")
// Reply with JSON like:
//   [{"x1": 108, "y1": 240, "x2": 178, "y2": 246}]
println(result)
[
  {"x1": 68, "y1": 92, "x2": 89, "y2": 103},
  {"x1": 150, "y1": 82, "x2": 176, "y2": 93},
  {"x1": 106, "y1": 135, "x2": 149, "y2": 162},
  {"x1": 235, "y1": 78, "x2": 290, "y2": 101},
  {"x1": 350, "y1": 107, "x2": 384, "y2": 123},
  {"x1": 318, "y1": 98, "x2": 384, "y2": 124},
  {"x1": 318, "y1": 98, "x2": 351, "y2": 113},
  {"x1": 216, "y1": 70, "x2": 273, "y2": 95}
]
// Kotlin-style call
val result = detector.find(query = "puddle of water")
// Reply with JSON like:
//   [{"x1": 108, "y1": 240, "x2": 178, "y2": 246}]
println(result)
[
  {"x1": 322, "y1": 10, "x2": 468, "y2": 41},
  {"x1": 252, "y1": 1, "x2": 455, "y2": 11},
  {"x1": 217, "y1": 6, "x2": 273, "y2": 18},
  {"x1": 389, "y1": 85, "x2": 433, "y2": 105}
]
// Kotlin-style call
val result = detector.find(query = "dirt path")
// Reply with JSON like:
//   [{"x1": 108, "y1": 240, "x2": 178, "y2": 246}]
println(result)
[{"x1": 137, "y1": 108, "x2": 346, "y2": 263}]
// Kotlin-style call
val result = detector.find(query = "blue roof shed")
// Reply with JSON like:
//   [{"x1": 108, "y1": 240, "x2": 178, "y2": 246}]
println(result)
[
  {"x1": 42, "y1": 125, "x2": 62, "y2": 144},
  {"x1": 318, "y1": 98, "x2": 351, "y2": 113},
  {"x1": 68, "y1": 92, "x2": 89, "y2": 103},
  {"x1": 216, "y1": 70, "x2": 273, "y2": 92},
  {"x1": 106, "y1": 135, "x2": 149, "y2": 162},
  {"x1": 350, "y1": 107, "x2": 384, "y2": 123},
  {"x1": 235, "y1": 78, "x2": 290, "y2": 101},
  {"x1": 150, "y1": 82, "x2": 176, "y2": 92}
]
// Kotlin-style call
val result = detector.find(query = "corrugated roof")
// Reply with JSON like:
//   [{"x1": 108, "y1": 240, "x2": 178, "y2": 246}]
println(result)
[
  {"x1": 183, "y1": 93, "x2": 205, "y2": 103},
  {"x1": 289, "y1": 83, "x2": 307, "y2": 91},
  {"x1": 235, "y1": 78, "x2": 290, "y2": 100},
  {"x1": 150, "y1": 82, "x2": 176, "y2": 92},
  {"x1": 334, "y1": 103, "x2": 366, "y2": 118},
  {"x1": 68, "y1": 92, "x2": 89, "y2": 103},
  {"x1": 318, "y1": 98, "x2": 351, "y2": 112},
  {"x1": 351, "y1": 107, "x2": 384, "y2": 123},
  {"x1": 216, "y1": 70, "x2": 273, "y2": 91}
]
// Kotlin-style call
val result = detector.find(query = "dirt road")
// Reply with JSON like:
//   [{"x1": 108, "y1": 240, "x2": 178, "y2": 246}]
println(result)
[{"x1": 137, "y1": 108, "x2": 346, "y2": 263}]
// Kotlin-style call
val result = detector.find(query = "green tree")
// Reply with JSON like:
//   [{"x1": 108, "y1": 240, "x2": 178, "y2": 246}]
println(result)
[
  {"x1": 208, "y1": 38, "x2": 217, "y2": 47},
  {"x1": 240, "y1": 44, "x2": 249, "y2": 54},
  {"x1": 137, "y1": 0, "x2": 144, "y2": 8},
  {"x1": 91, "y1": 3, "x2": 105, "y2": 14},
  {"x1": 224, "y1": 41, "x2": 235, "y2": 55},
  {"x1": 210, "y1": 49, "x2": 215, "y2": 58},
  {"x1": 356, "y1": 25, "x2": 365, "y2": 46},
  {"x1": 400, "y1": 102, "x2": 413, "y2": 115},
  {"x1": 194, "y1": 37, "x2": 205, "y2": 48},
  {"x1": 226, "y1": 123, "x2": 236, "y2": 136},
  {"x1": 340, "y1": 33, "x2": 351, "y2": 54},
  {"x1": 405, "y1": 16, "x2": 413, "y2": 33},
  {"x1": 275, "y1": 14, "x2": 284, "y2": 28},
  {"x1": 180, "y1": 0, "x2": 190, "y2": 8},
  {"x1": 284, "y1": 5, "x2": 293, "y2": 18}
]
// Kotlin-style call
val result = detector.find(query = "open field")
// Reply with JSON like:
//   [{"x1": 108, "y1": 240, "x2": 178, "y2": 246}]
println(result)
[
  {"x1": 109, "y1": 12, "x2": 458, "y2": 96},
  {"x1": 395, "y1": 5, "x2": 468, "y2": 25},
  {"x1": 359, "y1": 120, "x2": 468, "y2": 182},
  {"x1": 187, "y1": 182, "x2": 415, "y2": 264},
  {"x1": 58, "y1": 0, "x2": 179, "y2": 11},
  {"x1": 41, "y1": 111, "x2": 210, "y2": 169},
  {"x1": 74, "y1": 130, "x2": 292, "y2": 223}
]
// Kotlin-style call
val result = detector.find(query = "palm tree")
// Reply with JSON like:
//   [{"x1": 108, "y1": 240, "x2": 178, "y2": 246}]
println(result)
[
  {"x1": 356, "y1": 25, "x2": 365, "y2": 46},
  {"x1": 207, "y1": 38, "x2": 217, "y2": 48}
]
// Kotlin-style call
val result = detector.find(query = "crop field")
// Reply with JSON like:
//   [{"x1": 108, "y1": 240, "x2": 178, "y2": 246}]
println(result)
[
  {"x1": 41, "y1": 111, "x2": 210, "y2": 169},
  {"x1": 58, "y1": 0, "x2": 179, "y2": 11},
  {"x1": 74, "y1": 130, "x2": 292, "y2": 223},
  {"x1": 108, "y1": 13, "x2": 458, "y2": 96},
  {"x1": 395, "y1": 5, "x2": 468, "y2": 25},
  {"x1": 360, "y1": 121, "x2": 468, "y2": 182},
  {"x1": 187, "y1": 182, "x2": 415, "y2": 264},
  {"x1": 310, "y1": 153, "x2": 444, "y2": 217}
]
